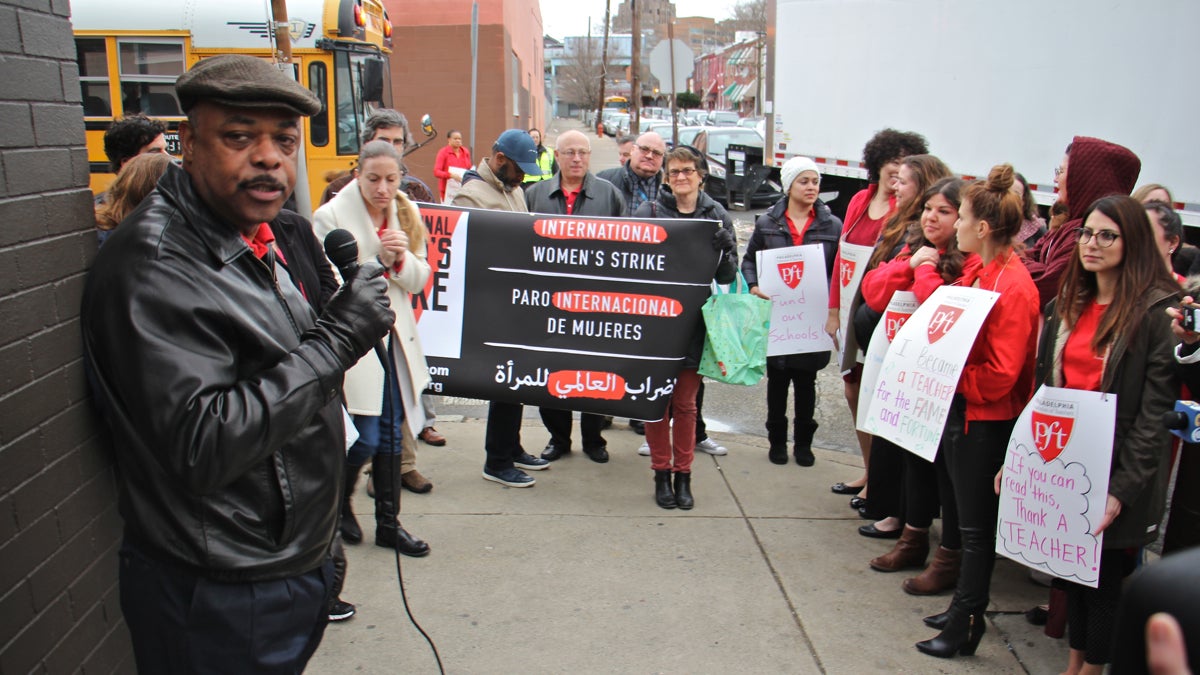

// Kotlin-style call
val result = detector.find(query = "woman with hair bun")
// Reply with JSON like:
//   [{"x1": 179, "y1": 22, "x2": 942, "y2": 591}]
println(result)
[
  {"x1": 1041, "y1": 195, "x2": 1178, "y2": 674},
  {"x1": 916, "y1": 164, "x2": 1040, "y2": 659}
]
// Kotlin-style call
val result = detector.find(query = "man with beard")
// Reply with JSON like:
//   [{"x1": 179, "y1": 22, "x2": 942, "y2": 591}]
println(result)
[
  {"x1": 81, "y1": 55, "x2": 394, "y2": 671},
  {"x1": 452, "y1": 130, "x2": 552, "y2": 486}
]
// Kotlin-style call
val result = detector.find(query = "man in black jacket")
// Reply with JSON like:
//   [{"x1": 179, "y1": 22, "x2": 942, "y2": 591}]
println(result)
[
  {"x1": 596, "y1": 131, "x2": 666, "y2": 216},
  {"x1": 81, "y1": 55, "x2": 394, "y2": 672},
  {"x1": 526, "y1": 130, "x2": 626, "y2": 463}
]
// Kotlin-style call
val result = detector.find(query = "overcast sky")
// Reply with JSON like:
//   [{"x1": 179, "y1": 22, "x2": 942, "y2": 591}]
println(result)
[{"x1": 540, "y1": 0, "x2": 740, "y2": 41}]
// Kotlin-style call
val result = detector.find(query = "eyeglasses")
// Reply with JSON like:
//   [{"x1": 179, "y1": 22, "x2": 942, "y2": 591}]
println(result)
[
  {"x1": 1077, "y1": 227, "x2": 1120, "y2": 247},
  {"x1": 668, "y1": 167, "x2": 697, "y2": 178},
  {"x1": 558, "y1": 149, "x2": 591, "y2": 158},
  {"x1": 637, "y1": 145, "x2": 665, "y2": 158},
  {"x1": 1054, "y1": 165, "x2": 1066, "y2": 178}
]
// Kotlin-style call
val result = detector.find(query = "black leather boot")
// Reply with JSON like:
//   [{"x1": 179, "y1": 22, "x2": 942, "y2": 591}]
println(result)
[
  {"x1": 372, "y1": 453, "x2": 430, "y2": 557},
  {"x1": 916, "y1": 526, "x2": 993, "y2": 657},
  {"x1": 766, "y1": 415, "x2": 788, "y2": 464},
  {"x1": 654, "y1": 469, "x2": 676, "y2": 509},
  {"x1": 673, "y1": 472, "x2": 694, "y2": 510},
  {"x1": 340, "y1": 461, "x2": 364, "y2": 544},
  {"x1": 793, "y1": 420, "x2": 818, "y2": 467}
]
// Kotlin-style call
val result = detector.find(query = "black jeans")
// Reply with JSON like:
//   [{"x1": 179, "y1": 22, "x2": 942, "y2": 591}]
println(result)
[
  {"x1": 120, "y1": 543, "x2": 331, "y2": 674},
  {"x1": 538, "y1": 408, "x2": 607, "y2": 450},
  {"x1": 765, "y1": 367, "x2": 818, "y2": 447},
  {"x1": 484, "y1": 401, "x2": 526, "y2": 471},
  {"x1": 941, "y1": 396, "x2": 1014, "y2": 613}
]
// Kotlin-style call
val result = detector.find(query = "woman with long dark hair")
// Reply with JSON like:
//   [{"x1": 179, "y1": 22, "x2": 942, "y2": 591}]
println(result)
[
  {"x1": 857, "y1": 178, "x2": 973, "y2": 594},
  {"x1": 1039, "y1": 195, "x2": 1179, "y2": 674},
  {"x1": 916, "y1": 165, "x2": 1040, "y2": 658}
]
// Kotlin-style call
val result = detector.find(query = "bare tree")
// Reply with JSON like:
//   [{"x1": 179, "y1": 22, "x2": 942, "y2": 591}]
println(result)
[
  {"x1": 726, "y1": 0, "x2": 767, "y2": 33},
  {"x1": 557, "y1": 38, "x2": 617, "y2": 110}
]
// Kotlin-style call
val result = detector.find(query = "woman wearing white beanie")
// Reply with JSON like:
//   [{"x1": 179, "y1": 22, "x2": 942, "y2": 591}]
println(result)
[{"x1": 741, "y1": 157, "x2": 842, "y2": 466}]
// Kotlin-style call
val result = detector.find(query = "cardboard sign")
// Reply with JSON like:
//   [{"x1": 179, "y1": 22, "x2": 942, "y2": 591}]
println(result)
[
  {"x1": 860, "y1": 286, "x2": 999, "y2": 461},
  {"x1": 834, "y1": 242, "x2": 872, "y2": 370},
  {"x1": 412, "y1": 204, "x2": 722, "y2": 420},
  {"x1": 756, "y1": 245, "x2": 834, "y2": 356},
  {"x1": 996, "y1": 385, "x2": 1116, "y2": 588},
  {"x1": 856, "y1": 291, "x2": 918, "y2": 425}
]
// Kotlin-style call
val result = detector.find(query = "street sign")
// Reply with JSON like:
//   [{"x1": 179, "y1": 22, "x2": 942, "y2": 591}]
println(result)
[{"x1": 648, "y1": 39, "x2": 693, "y2": 94}]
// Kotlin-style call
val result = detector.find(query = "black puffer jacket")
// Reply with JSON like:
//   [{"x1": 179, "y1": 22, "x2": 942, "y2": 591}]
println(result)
[
  {"x1": 633, "y1": 188, "x2": 738, "y2": 367},
  {"x1": 82, "y1": 163, "x2": 348, "y2": 582},
  {"x1": 741, "y1": 196, "x2": 842, "y2": 372}
]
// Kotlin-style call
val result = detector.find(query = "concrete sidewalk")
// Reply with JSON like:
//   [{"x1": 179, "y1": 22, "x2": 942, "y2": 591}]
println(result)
[{"x1": 307, "y1": 414, "x2": 1070, "y2": 674}]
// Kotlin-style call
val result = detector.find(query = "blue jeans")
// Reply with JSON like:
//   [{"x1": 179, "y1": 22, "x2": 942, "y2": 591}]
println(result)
[{"x1": 346, "y1": 336, "x2": 405, "y2": 467}]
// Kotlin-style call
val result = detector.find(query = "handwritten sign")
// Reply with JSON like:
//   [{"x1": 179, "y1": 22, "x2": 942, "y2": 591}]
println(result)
[
  {"x1": 860, "y1": 286, "x2": 999, "y2": 461},
  {"x1": 413, "y1": 204, "x2": 721, "y2": 420},
  {"x1": 755, "y1": 245, "x2": 833, "y2": 356},
  {"x1": 996, "y1": 385, "x2": 1115, "y2": 588},
  {"x1": 835, "y1": 242, "x2": 872, "y2": 371},
  {"x1": 856, "y1": 291, "x2": 919, "y2": 424}
]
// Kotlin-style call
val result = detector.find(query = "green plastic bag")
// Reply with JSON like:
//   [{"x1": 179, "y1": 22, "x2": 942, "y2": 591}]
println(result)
[{"x1": 697, "y1": 271, "x2": 771, "y2": 386}]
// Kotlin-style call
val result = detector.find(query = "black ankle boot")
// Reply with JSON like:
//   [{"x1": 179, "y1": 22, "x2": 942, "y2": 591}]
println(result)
[
  {"x1": 766, "y1": 416, "x2": 788, "y2": 464},
  {"x1": 340, "y1": 461, "x2": 364, "y2": 544},
  {"x1": 915, "y1": 610, "x2": 985, "y2": 658},
  {"x1": 673, "y1": 472, "x2": 694, "y2": 510},
  {"x1": 923, "y1": 608, "x2": 951, "y2": 630},
  {"x1": 654, "y1": 470, "x2": 676, "y2": 509},
  {"x1": 372, "y1": 453, "x2": 430, "y2": 557}
]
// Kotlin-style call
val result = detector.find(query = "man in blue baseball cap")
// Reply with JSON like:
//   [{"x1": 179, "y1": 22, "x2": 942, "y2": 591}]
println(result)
[
  {"x1": 453, "y1": 129, "x2": 546, "y2": 209},
  {"x1": 451, "y1": 130, "x2": 551, "y2": 487}
]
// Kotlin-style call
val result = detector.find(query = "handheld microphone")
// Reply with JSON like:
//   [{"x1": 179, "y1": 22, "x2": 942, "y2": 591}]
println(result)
[
  {"x1": 1162, "y1": 399, "x2": 1200, "y2": 443},
  {"x1": 322, "y1": 229, "x2": 389, "y2": 368}
]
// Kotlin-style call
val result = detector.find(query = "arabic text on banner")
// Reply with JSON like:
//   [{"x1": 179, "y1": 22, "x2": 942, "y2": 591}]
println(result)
[
  {"x1": 860, "y1": 286, "x2": 999, "y2": 461},
  {"x1": 995, "y1": 385, "x2": 1115, "y2": 588}
]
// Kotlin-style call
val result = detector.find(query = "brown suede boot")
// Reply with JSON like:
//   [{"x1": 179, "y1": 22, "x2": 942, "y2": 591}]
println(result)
[
  {"x1": 869, "y1": 527, "x2": 930, "y2": 572},
  {"x1": 902, "y1": 546, "x2": 961, "y2": 595}
]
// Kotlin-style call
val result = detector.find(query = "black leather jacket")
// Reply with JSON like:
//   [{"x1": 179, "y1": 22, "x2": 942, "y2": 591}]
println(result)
[{"x1": 82, "y1": 164, "x2": 347, "y2": 581}]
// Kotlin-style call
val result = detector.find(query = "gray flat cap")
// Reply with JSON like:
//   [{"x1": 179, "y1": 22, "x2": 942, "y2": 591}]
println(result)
[{"x1": 175, "y1": 54, "x2": 322, "y2": 117}]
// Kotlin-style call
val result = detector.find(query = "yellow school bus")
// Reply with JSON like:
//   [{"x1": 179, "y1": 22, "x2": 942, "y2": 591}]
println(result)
[{"x1": 72, "y1": 0, "x2": 394, "y2": 212}]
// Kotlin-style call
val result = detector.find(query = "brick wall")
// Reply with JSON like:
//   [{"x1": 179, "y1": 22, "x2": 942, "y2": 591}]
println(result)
[{"x1": 0, "y1": 0, "x2": 133, "y2": 672}]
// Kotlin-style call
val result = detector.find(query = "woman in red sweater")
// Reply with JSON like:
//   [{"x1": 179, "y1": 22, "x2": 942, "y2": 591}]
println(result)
[
  {"x1": 1039, "y1": 196, "x2": 1178, "y2": 674},
  {"x1": 859, "y1": 178, "x2": 975, "y2": 595},
  {"x1": 916, "y1": 165, "x2": 1039, "y2": 659},
  {"x1": 825, "y1": 129, "x2": 929, "y2": 504},
  {"x1": 432, "y1": 129, "x2": 473, "y2": 203}
]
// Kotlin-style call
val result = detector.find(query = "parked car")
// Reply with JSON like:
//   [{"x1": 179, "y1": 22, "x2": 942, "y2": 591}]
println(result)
[
  {"x1": 691, "y1": 127, "x2": 782, "y2": 208},
  {"x1": 674, "y1": 125, "x2": 706, "y2": 149},
  {"x1": 737, "y1": 117, "x2": 763, "y2": 128},
  {"x1": 708, "y1": 110, "x2": 740, "y2": 126},
  {"x1": 603, "y1": 112, "x2": 629, "y2": 137}
]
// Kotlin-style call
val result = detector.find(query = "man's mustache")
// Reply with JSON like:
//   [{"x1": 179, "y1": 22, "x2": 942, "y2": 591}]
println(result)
[{"x1": 238, "y1": 176, "x2": 288, "y2": 192}]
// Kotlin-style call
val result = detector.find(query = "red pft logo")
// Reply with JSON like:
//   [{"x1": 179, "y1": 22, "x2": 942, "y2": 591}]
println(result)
[
  {"x1": 777, "y1": 260, "x2": 804, "y2": 289},
  {"x1": 884, "y1": 311, "x2": 909, "y2": 341},
  {"x1": 840, "y1": 260, "x2": 857, "y2": 288},
  {"x1": 926, "y1": 304, "x2": 963, "y2": 343},
  {"x1": 1031, "y1": 411, "x2": 1075, "y2": 462}
]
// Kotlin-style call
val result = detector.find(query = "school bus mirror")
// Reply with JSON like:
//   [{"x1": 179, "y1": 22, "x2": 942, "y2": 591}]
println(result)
[{"x1": 420, "y1": 114, "x2": 434, "y2": 137}]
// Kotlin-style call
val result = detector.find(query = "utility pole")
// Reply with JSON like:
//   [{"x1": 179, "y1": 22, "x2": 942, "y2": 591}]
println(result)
[
  {"x1": 630, "y1": 0, "x2": 640, "y2": 134},
  {"x1": 596, "y1": 1, "x2": 612, "y2": 136},
  {"x1": 754, "y1": 32, "x2": 763, "y2": 118},
  {"x1": 667, "y1": 21, "x2": 678, "y2": 147}
]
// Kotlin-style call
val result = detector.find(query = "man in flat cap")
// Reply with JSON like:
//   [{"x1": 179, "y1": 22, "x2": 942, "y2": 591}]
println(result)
[{"x1": 81, "y1": 54, "x2": 394, "y2": 672}]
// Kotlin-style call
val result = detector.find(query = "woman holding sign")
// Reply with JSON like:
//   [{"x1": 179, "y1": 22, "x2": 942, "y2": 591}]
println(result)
[
  {"x1": 858, "y1": 178, "x2": 972, "y2": 591},
  {"x1": 1036, "y1": 195, "x2": 1178, "y2": 674},
  {"x1": 825, "y1": 130, "x2": 929, "y2": 504},
  {"x1": 633, "y1": 146, "x2": 738, "y2": 510},
  {"x1": 742, "y1": 156, "x2": 842, "y2": 466},
  {"x1": 917, "y1": 165, "x2": 1039, "y2": 658}
]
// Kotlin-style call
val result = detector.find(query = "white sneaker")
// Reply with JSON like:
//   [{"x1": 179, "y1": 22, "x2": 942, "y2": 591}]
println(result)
[
  {"x1": 637, "y1": 440, "x2": 650, "y2": 456},
  {"x1": 695, "y1": 437, "x2": 727, "y2": 455}
]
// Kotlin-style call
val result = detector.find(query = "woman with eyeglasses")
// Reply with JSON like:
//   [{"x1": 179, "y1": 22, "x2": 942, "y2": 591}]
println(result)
[
  {"x1": 916, "y1": 164, "x2": 1040, "y2": 659},
  {"x1": 741, "y1": 157, "x2": 842, "y2": 467},
  {"x1": 632, "y1": 146, "x2": 738, "y2": 510},
  {"x1": 1032, "y1": 195, "x2": 1178, "y2": 674}
]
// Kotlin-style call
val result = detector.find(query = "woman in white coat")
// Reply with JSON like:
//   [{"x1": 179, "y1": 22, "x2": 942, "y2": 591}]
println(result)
[{"x1": 314, "y1": 140, "x2": 432, "y2": 557}]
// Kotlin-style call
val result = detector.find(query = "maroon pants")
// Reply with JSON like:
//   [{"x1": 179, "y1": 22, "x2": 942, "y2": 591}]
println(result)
[{"x1": 647, "y1": 368, "x2": 701, "y2": 473}]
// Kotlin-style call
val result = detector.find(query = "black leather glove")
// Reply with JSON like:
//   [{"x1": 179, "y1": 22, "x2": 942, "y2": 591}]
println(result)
[
  {"x1": 712, "y1": 226, "x2": 736, "y2": 256},
  {"x1": 305, "y1": 261, "x2": 394, "y2": 369}
]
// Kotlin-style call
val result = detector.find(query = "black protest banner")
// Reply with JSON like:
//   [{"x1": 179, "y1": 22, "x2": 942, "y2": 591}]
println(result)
[{"x1": 411, "y1": 203, "x2": 721, "y2": 420}]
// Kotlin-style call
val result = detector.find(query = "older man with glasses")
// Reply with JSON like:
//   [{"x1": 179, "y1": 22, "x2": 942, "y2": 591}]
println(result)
[
  {"x1": 525, "y1": 130, "x2": 626, "y2": 464},
  {"x1": 597, "y1": 131, "x2": 667, "y2": 216}
]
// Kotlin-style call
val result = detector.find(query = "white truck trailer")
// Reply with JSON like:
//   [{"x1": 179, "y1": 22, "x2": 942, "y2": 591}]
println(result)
[{"x1": 765, "y1": 0, "x2": 1200, "y2": 227}]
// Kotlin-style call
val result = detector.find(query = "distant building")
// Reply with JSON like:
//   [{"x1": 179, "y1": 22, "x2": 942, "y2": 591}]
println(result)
[
  {"x1": 674, "y1": 16, "x2": 733, "y2": 56},
  {"x1": 693, "y1": 33, "x2": 763, "y2": 113},
  {"x1": 612, "y1": 0, "x2": 674, "y2": 37},
  {"x1": 382, "y1": 0, "x2": 545, "y2": 187}
]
